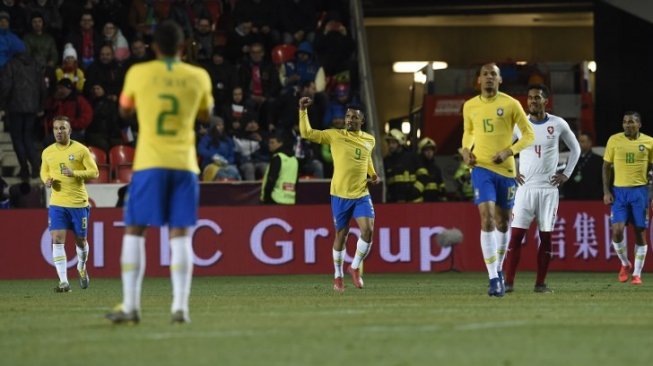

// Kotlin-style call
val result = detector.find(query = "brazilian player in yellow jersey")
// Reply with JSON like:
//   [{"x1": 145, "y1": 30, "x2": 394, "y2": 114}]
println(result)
[
  {"x1": 40, "y1": 116, "x2": 99, "y2": 293},
  {"x1": 299, "y1": 96, "x2": 380, "y2": 292},
  {"x1": 106, "y1": 21, "x2": 213, "y2": 325},
  {"x1": 461, "y1": 62, "x2": 535, "y2": 297},
  {"x1": 603, "y1": 111, "x2": 653, "y2": 285}
]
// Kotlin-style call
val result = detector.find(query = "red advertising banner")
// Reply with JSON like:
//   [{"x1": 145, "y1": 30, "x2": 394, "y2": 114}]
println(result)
[{"x1": 1, "y1": 202, "x2": 650, "y2": 279}]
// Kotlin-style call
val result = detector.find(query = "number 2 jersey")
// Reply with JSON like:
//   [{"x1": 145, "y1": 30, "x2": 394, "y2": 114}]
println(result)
[
  {"x1": 514, "y1": 113, "x2": 580, "y2": 189},
  {"x1": 120, "y1": 59, "x2": 213, "y2": 174},
  {"x1": 604, "y1": 132, "x2": 653, "y2": 187},
  {"x1": 462, "y1": 92, "x2": 534, "y2": 178}
]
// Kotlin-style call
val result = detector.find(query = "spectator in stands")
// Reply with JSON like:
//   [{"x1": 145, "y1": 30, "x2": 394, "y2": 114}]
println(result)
[
  {"x1": 65, "y1": 11, "x2": 102, "y2": 68},
  {"x1": 238, "y1": 42, "x2": 281, "y2": 129},
  {"x1": 84, "y1": 44, "x2": 124, "y2": 101},
  {"x1": 0, "y1": 0, "x2": 28, "y2": 36},
  {"x1": 204, "y1": 47, "x2": 239, "y2": 112},
  {"x1": 314, "y1": 13, "x2": 354, "y2": 77},
  {"x1": 165, "y1": 0, "x2": 194, "y2": 39},
  {"x1": 233, "y1": 0, "x2": 280, "y2": 50},
  {"x1": 102, "y1": 21, "x2": 130, "y2": 62},
  {"x1": 225, "y1": 18, "x2": 256, "y2": 63},
  {"x1": 323, "y1": 82, "x2": 353, "y2": 130},
  {"x1": 279, "y1": 40, "x2": 325, "y2": 94},
  {"x1": 55, "y1": 43, "x2": 85, "y2": 92},
  {"x1": 384, "y1": 129, "x2": 420, "y2": 203},
  {"x1": 0, "y1": 10, "x2": 26, "y2": 68},
  {"x1": 25, "y1": 0, "x2": 62, "y2": 36},
  {"x1": 222, "y1": 85, "x2": 257, "y2": 131},
  {"x1": 291, "y1": 124, "x2": 324, "y2": 178},
  {"x1": 260, "y1": 132, "x2": 298, "y2": 205},
  {"x1": 233, "y1": 119, "x2": 269, "y2": 180},
  {"x1": 128, "y1": 0, "x2": 159, "y2": 40},
  {"x1": 91, "y1": 0, "x2": 129, "y2": 37},
  {"x1": 453, "y1": 148, "x2": 473, "y2": 201},
  {"x1": 22, "y1": 12, "x2": 57, "y2": 68},
  {"x1": 187, "y1": 15, "x2": 219, "y2": 64},
  {"x1": 198, "y1": 116, "x2": 241, "y2": 181},
  {"x1": 279, "y1": 0, "x2": 317, "y2": 45},
  {"x1": 44, "y1": 78, "x2": 93, "y2": 144},
  {"x1": 415, "y1": 137, "x2": 447, "y2": 202},
  {"x1": 85, "y1": 83, "x2": 122, "y2": 153},
  {"x1": 122, "y1": 38, "x2": 152, "y2": 70},
  {"x1": 272, "y1": 80, "x2": 320, "y2": 134},
  {"x1": 563, "y1": 132, "x2": 604, "y2": 200},
  {"x1": 0, "y1": 51, "x2": 46, "y2": 180}
]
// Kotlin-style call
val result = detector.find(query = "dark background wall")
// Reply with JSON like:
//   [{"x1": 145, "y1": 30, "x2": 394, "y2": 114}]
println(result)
[{"x1": 594, "y1": 1, "x2": 653, "y2": 143}]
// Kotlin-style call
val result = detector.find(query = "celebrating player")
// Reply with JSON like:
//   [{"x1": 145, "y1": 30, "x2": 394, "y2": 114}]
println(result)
[{"x1": 298, "y1": 96, "x2": 379, "y2": 292}]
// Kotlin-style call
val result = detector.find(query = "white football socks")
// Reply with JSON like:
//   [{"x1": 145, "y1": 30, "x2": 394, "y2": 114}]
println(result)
[
  {"x1": 480, "y1": 231, "x2": 498, "y2": 279},
  {"x1": 633, "y1": 245, "x2": 648, "y2": 277},
  {"x1": 612, "y1": 240, "x2": 630, "y2": 266},
  {"x1": 121, "y1": 234, "x2": 145, "y2": 313},
  {"x1": 76, "y1": 242, "x2": 89, "y2": 271},
  {"x1": 52, "y1": 243, "x2": 68, "y2": 284},
  {"x1": 170, "y1": 236, "x2": 193, "y2": 315},
  {"x1": 351, "y1": 238, "x2": 371, "y2": 270},
  {"x1": 494, "y1": 229, "x2": 509, "y2": 271},
  {"x1": 333, "y1": 249, "x2": 345, "y2": 278}
]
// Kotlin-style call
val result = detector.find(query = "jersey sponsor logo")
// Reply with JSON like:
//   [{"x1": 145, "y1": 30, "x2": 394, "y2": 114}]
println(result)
[{"x1": 496, "y1": 108, "x2": 504, "y2": 116}]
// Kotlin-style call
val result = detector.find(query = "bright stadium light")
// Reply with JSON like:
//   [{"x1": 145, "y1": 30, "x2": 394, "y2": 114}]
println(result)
[
  {"x1": 393, "y1": 62, "x2": 428, "y2": 73},
  {"x1": 414, "y1": 71, "x2": 427, "y2": 84},
  {"x1": 401, "y1": 121, "x2": 411, "y2": 134},
  {"x1": 587, "y1": 60, "x2": 597, "y2": 72},
  {"x1": 431, "y1": 61, "x2": 448, "y2": 70}
]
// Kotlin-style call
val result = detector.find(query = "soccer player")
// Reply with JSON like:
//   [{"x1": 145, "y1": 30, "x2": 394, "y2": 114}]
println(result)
[
  {"x1": 41, "y1": 116, "x2": 99, "y2": 292},
  {"x1": 503, "y1": 84, "x2": 581, "y2": 293},
  {"x1": 298, "y1": 96, "x2": 379, "y2": 292},
  {"x1": 461, "y1": 62, "x2": 535, "y2": 297},
  {"x1": 603, "y1": 111, "x2": 653, "y2": 285},
  {"x1": 106, "y1": 20, "x2": 213, "y2": 324}
]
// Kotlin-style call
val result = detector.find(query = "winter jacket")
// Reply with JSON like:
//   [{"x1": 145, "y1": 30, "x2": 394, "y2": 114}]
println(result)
[
  {"x1": 0, "y1": 28, "x2": 26, "y2": 67},
  {"x1": 0, "y1": 53, "x2": 46, "y2": 113}
]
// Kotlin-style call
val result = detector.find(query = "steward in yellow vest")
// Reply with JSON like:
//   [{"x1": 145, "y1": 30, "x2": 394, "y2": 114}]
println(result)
[{"x1": 260, "y1": 133, "x2": 299, "y2": 204}]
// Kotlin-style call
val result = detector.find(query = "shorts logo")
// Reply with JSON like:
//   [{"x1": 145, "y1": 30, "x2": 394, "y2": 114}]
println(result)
[
  {"x1": 496, "y1": 108, "x2": 504, "y2": 116},
  {"x1": 639, "y1": 145, "x2": 645, "y2": 152},
  {"x1": 547, "y1": 126, "x2": 554, "y2": 135},
  {"x1": 68, "y1": 154, "x2": 75, "y2": 161}
]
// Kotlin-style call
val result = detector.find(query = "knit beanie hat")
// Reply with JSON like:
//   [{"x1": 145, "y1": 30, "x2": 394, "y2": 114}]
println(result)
[{"x1": 62, "y1": 43, "x2": 77, "y2": 61}]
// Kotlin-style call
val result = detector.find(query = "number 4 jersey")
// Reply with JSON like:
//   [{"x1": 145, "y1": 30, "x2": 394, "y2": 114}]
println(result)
[
  {"x1": 119, "y1": 59, "x2": 213, "y2": 173},
  {"x1": 514, "y1": 113, "x2": 580, "y2": 189},
  {"x1": 604, "y1": 131, "x2": 653, "y2": 187}
]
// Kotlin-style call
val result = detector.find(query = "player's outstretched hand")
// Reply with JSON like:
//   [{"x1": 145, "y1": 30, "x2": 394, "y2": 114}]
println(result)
[{"x1": 299, "y1": 97, "x2": 313, "y2": 110}]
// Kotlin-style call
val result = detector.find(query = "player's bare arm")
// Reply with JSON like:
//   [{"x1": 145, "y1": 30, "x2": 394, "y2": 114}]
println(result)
[{"x1": 602, "y1": 161, "x2": 614, "y2": 205}]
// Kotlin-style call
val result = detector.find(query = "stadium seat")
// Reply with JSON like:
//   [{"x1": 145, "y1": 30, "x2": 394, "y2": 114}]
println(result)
[
  {"x1": 109, "y1": 145, "x2": 135, "y2": 180},
  {"x1": 87, "y1": 146, "x2": 110, "y2": 184},
  {"x1": 114, "y1": 165, "x2": 134, "y2": 184},
  {"x1": 271, "y1": 44, "x2": 297, "y2": 66}
]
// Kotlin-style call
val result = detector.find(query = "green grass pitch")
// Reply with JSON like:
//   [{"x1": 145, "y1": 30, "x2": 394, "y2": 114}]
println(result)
[{"x1": 1, "y1": 272, "x2": 652, "y2": 366}]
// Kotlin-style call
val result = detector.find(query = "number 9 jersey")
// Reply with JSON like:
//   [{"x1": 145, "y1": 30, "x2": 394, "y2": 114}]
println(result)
[{"x1": 119, "y1": 59, "x2": 213, "y2": 174}]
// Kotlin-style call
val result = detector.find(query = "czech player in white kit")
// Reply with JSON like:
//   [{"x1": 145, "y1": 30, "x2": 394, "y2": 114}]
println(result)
[{"x1": 504, "y1": 84, "x2": 581, "y2": 293}]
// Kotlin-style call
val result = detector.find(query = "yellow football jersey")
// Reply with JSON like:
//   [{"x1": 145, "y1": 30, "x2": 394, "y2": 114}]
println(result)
[
  {"x1": 462, "y1": 92, "x2": 534, "y2": 177},
  {"x1": 299, "y1": 110, "x2": 376, "y2": 199},
  {"x1": 120, "y1": 59, "x2": 213, "y2": 173},
  {"x1": 604, "y1": 132, "x2": 653, "y2": 187},
  {"x1": 40, "y1": 140, "x2": 99, "y2": 207}
]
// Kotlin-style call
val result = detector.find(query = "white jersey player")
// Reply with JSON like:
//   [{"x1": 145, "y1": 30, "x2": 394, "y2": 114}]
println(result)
[{"x1": 503, "y1": 84, "x2": 581, "y2": 293}]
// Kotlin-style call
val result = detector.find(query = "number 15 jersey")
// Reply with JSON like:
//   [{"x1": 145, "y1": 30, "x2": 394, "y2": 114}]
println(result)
[{"x1": 120, "y1": 59, "x2": 213, "y2": 173}]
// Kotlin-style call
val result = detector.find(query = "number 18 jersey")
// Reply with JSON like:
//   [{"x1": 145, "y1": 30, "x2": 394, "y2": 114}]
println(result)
[
  {"x1": 120, "y1": 59, "x2": 213, "y2": 173},
  {"x1": 514, "y1": 114, "x2": 579, "y2": 189}
]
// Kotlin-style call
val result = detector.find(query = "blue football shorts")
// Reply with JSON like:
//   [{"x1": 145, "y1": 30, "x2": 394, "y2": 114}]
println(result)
[
  {"x1": 331, "y1": 195, "x2": 375, "y2": 230},
  {"x1": 471, "y1": 166, "x2": 517, "y2": 209},
  {"x1": 124, "y1": 168, "x2": 199, "y2": 228},
  {"x1": 611, "y1": 186, "x2": 649, "y2": 228},
  {"x1": 48, "y1": 205, "x2": 90, "y2": 238}
]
